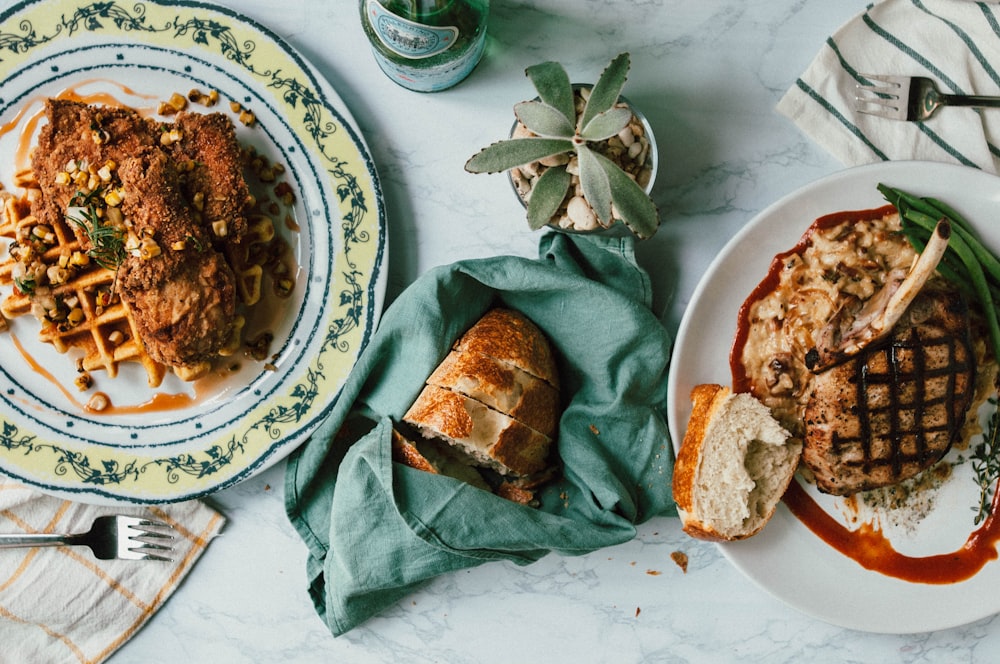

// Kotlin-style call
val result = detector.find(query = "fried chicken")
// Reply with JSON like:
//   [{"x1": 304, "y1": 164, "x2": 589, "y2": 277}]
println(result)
[
  {"x1": 168, "y1": 112, "x2": 253, "y2": 243},
  {"x1": 116, "y1": 148, "x2": 237, "y2": 369},
  {"x1": 29, "y1": 99, "x2": 249, "y2": 374},
  {"x1": 31, "y1": 99, "x2": 158, "y2": 239}
]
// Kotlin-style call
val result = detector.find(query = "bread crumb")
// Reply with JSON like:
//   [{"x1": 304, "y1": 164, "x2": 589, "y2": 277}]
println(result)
[
  {"x1": 635, "y1": 606, "x2": 641, "y2": 617},
  {"x1": 670, "y1": 551, "x2": 689, "y2": 573},
  {"x1": 589, "y1": 424, "x2": 600, "y2": 435},
  {"x1": 645, "y1": 569, "x2": 661, "y2": 576}
]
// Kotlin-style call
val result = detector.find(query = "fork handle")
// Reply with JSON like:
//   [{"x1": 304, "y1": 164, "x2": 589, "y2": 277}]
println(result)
[
  {"x1": 0, "y1": 533, "x2": 76, "y2": 549},
  {"x1": 941, "y1": 93, "x2": 1000, "y2": 108}
]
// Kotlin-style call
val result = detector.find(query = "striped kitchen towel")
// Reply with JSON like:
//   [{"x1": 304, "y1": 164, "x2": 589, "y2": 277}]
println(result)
[
  {"x1": 778, "y1": 0, "x2": 1000, "y2": 174},
  {"x1": 0, "y1": 477, "x2": 225, "y2": 664}
]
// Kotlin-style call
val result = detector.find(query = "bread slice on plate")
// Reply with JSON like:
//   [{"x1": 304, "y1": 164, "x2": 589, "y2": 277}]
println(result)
[{"x1": 672, "y1": 384, "x2": 801, "y2": 541}]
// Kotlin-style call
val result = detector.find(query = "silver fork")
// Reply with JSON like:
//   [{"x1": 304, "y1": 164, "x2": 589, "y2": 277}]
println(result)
[
  {"x1": 854, "y1": 74, "x2": 1000, "y2": 121},
  {"x1": 0, "y1": 515, "x2": 174, "y2": 561}
]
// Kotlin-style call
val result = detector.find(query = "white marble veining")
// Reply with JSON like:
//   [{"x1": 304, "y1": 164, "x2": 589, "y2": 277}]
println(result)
[{"x1": 9, "y1": 0, "x2": 992, "y2": 661}]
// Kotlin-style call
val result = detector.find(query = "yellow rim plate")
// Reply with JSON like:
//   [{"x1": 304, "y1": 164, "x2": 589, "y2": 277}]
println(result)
[{"x1": 0, "y1": 0, "x2": 386, "y2": 503}]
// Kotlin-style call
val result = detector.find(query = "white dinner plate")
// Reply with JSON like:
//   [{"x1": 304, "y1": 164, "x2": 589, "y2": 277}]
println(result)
[
  {"x1": 667, "y1": 160, "x2": 1000, "y2": 634},
  {"x1": 0, "y1": 0, "x2": 386, "y2": 503}
]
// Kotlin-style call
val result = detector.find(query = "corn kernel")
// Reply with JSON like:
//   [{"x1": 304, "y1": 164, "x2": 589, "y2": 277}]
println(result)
[
  {"x1": 168, "y1": 92, "x2": 187, "y2": 111},
  {"x1": 103, "y1": 188, "x2": 123, "y2": 207},
  {"x1": 106, "y1": 207, "x2": 124, "y2": 226},
  {"x1": 70, "y1": 251, "x2": 90, "y2": 267},
  {"x1": 229, "y1": 100, "x2": 242, "y2": 113},
  {"x1": 97, "y1": 165, "x2": 113, "y2": 182},
  {"x1": 139, "y1": 239, "x2": 161, "y2": 259},
  {"x1": 211, "y1": 219, "x2": 228, "y2": 237},
  {"x1": 86, "y1": 393, "x2": 109, "y2": 412},
  {"x1": 159, "y1": 128, "x2": 184, "y2": 145},
  {"x1": 75, "y1": 373, "x2": 92, "y2": 391},
  {"x1": 108, "y1": 330, "x2": 124, "y2": 345},
  {"x1": 54, "y1": 171, "x2": 71, "y2": 185},
  {"x1": 66, "y1": 307, "x2": 84, "y2": 326},
  {"x1": 238, "y1": 109, "x2": 255, "y2": 127},
  {"x1": 171, "y1": 240, "x2": 187, "y2": 251},
  {"x1": 64, "y1": 159, "x2": 78, "y2": 173}
]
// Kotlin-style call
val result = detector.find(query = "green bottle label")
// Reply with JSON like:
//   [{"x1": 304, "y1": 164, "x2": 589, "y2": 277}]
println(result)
[{"x1": 367, "y1": 0, "x2": 460, "y2": 59}]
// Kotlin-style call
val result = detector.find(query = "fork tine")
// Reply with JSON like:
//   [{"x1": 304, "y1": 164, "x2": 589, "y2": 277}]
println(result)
[
  {"x1": 129, "y1": 547, "x2": 174, "y2": 562},
  {"x1": 857, "y1": 73, "x2": 905, "y2": 89},
  {"x1": 117, "y1": 515, "x2": 176, "y2": 561},
  {"x1": 853, "y1": 75, "x2": 909, "y2": 119}
]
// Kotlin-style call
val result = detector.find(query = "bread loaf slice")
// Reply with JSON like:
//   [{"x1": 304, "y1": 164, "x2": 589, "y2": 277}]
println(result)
[
  {"x1": 451, "y1": 308, "x2": 560, "y2": 389},
  {"x1": 427, "y1": 350, "x2": 560, "y2": 438},
  {"x1": 672, "y1": 384, "x2": 801, "y2": 541},
  {"x1": 390, "y1": 427, "x2": 492, "y2": 491},
  {"x1": 403, "y1": 384, "x2": 552, "y2": 477}
]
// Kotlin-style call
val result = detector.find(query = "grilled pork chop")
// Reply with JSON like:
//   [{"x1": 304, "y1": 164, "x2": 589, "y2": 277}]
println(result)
[{"x1": 803, "y1": 288, "x2": 976, "y2": 495}]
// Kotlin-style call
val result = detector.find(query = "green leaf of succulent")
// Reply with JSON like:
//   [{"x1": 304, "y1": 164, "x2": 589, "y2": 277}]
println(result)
[
  {"x1": 525, "y1": 61, "x2": 575, "y2": 123},
  {"x1": 592, "y1": 151, "x2": 659, "y2": 239},
  {"x1": 580, "y1": 106, "x2": 632, "y2": 142},
  {"x1": 577, "y1": 145, "x2": 613, "y2": 225},
  {"x1": 580, "y1": 52, "x2": 631, "y2": 131},
  {"x1": 464, "y1": 137, "x2": 574, "y2": 174},
  {"x1": 514, "y1": 100, "x2": 575, "y2": 138},
  {"x1": 526, "y1": 166, "x2": 572, "y2": 230}
]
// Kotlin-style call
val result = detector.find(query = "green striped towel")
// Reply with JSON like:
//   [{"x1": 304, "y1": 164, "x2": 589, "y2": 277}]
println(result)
[{"x1": 778, "y1": 0, "x2": 1000, "y2": 173}]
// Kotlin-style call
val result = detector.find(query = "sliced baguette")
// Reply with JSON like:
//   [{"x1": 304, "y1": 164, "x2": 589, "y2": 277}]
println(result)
[
  {"x1": 390, "y1": 427, "x2": 492, "y2": 491},
  {"x1": 672, "y1": 384, "x2": 801, "y2": 541},
  {"x1": 427, "y1": 350, "x2": 560, "y2": 438},
  {"x1": 451, "y1": 308, "x2": 560, "y2": 389},
  {"x1": 403, "y1": 384, "x2": 552, "y2": 477}
]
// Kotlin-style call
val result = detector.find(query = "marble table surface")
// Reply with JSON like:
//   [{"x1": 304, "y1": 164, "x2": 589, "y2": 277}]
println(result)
[{"x1": 7, "y1": 0, "x2": 996, "y2": 661}]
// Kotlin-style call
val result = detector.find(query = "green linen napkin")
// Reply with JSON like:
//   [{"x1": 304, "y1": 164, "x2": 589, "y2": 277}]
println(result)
[{"x1": 284, "y1": 232, "x2": 675, "y2": 636}]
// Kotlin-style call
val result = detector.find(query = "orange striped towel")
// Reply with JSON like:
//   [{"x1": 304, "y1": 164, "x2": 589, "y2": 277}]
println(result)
[{"x1": 0, "y1": 476, "x2": 225, "y2": 664}]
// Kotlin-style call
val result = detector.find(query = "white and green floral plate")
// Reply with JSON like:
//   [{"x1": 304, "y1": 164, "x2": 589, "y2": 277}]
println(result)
[{"x1": 0, "y1": 0, "x2": 386, "y2": 503}]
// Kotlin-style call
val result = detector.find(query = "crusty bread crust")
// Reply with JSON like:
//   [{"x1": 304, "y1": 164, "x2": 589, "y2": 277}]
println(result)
[
  {"x1": 672, "y1": 384, "x2": 730, "y2": 541},
  {"x1": 428, "y1": 350, "x2": 560, "y2": 438},
  {"x1": 404, "y1": 384, "x2": 552, "y2": 477},
  {"x1": 391, "y1": 428, "x2": 438, "y2": 474},
  {"x1": 672, "y1": 384, "x2": 725, "y2": 514},
  {"x1": 452, "y1": 308, "x2": 560, "y2": 389}
]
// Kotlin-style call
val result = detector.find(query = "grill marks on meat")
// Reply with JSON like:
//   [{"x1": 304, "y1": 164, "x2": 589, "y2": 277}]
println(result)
[
  {"x1": 30, "y1": 99, "x2": 249, "y2": 371},
  {"x1": 803, "y1": 289, "x2": 976, "y2": 495},
  {"x1": 117, "y1": 149, "x2": 237, "y2": 367}
]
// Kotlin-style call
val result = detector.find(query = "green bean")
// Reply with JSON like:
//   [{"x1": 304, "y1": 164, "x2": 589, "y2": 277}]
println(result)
[
  {"x1": 902, "y1": 209, "x2": 1000, "y2": 360},
  {"x1": 899, "y1": 203, "x2": 1000, "y2": 285},
  {"x1": 923, "y1": 196, "x2": 977, "y2": 237}
]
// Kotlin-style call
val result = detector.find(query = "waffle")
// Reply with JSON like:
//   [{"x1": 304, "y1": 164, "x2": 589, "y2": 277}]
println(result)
[{"x1": 0, "y1": 188, "x2": 168, "y2": 387}]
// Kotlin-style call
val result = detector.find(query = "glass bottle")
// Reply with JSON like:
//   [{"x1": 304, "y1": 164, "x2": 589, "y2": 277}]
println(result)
[{"x1": 360, "y1": 0, "x2": 489, "y2": 93}]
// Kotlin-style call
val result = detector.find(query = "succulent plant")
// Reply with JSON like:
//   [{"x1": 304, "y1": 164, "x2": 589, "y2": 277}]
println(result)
[{"x1": 465, "y1": 52, "x2": 659, "y2": 239}]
